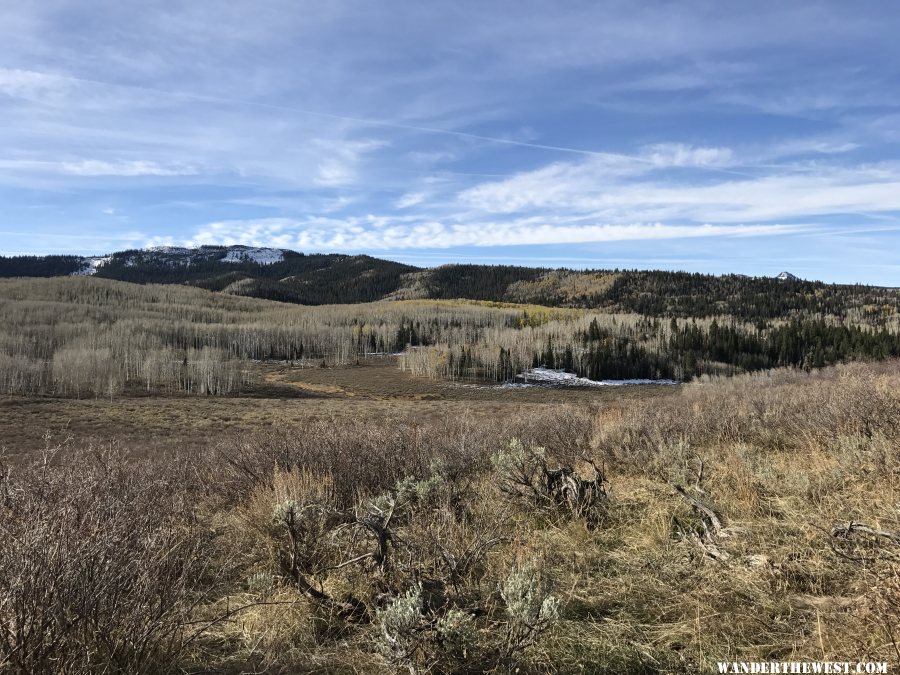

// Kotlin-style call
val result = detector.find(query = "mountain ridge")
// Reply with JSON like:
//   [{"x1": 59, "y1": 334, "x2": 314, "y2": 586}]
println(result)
[{"x1": 1, "y1": 246, "x2": 898, "y2": 321}]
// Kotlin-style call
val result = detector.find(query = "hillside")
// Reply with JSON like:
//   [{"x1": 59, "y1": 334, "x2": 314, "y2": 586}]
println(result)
[
  {"x1": 0, "y1": 246, "x2": 417, "y2": 305},
  {"x1": 1, "y1": 246, "x2": 899, "y2": 324},
  {"x1": 3, "y1": 276, "x2": 900, "y2": 399}
]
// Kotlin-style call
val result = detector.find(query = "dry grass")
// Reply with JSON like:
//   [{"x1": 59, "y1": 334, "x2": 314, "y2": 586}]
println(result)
[
  {"x1": 0, "y1": 358, "x2": 672, "y2": 458},
  {"x1": 3, "y1": 360, "x2": 900, "y2": 673}
]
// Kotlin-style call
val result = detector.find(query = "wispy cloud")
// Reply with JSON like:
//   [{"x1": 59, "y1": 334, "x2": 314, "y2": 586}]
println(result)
[
  {"x1": 642, "y1": 143, "x2": 734, "y2": 168},
  {"x1": 458, "y1": 157, "x2": 900, "y2": 223},
  {"x1": 0, "y1": 67, "x2": 71, "y2": 101},
  {"x1": 61, "y1": 160, "x2": 197, "y2": 177},
  {"x1": 177, "y1": 216, "x2": 801, "y2": 251},
  {"x1": 395, "y1": 191, "x2": 427, "y2": 208},
  {"x1": 311, "y1": 139, "x2": 388, "y2": 187},
  {"x1": 0, "y1": 159, "x2": 199, "y2": 180}
]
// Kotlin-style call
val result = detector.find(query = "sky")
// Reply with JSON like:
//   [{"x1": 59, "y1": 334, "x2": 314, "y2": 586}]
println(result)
[{"x1": 1, "y1": 1, "x2": 900, "y2": 284}]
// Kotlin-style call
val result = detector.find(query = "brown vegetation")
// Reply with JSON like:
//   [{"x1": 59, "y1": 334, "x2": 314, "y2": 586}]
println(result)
[
  {"x1": 3, "y1": 360, "x2": 900, "y2": 673},
  {"x1": 0, "y1": 358, "x2": 672, "y2": 458}
]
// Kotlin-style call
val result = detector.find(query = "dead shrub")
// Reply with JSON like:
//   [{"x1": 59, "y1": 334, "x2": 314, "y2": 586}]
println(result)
[
  {"x1": 0, "y1": 447, "x2": 212, "y2": 675},
  {"x1": 492, "y1": 437, "x2": 608, "y2": 525}
]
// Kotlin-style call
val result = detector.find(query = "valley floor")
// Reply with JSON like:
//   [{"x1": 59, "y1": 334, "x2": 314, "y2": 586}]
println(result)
[{"x1": 0, "y1": 357, "x2": 674, "y2": 458}]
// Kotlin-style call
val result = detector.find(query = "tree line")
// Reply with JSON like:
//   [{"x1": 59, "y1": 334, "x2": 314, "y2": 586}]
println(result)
[
  {"x1": 4, "y1": 250, "x2": 899, "y2": 326},
  {"x1": 2, "y1": 277, "x2": 899, "y2": 397},
  {"x1": 400, "y1": 314, "x2": 900, "y2": 383}
]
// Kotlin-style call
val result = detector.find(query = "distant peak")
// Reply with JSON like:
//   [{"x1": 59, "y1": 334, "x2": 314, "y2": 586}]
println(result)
[{"x1": 776, "y1": 271, "x2": 800, "y2": 281}]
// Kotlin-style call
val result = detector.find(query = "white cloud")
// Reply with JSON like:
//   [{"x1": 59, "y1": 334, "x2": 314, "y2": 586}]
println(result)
[
  {"x1": 60, "y1": 160, "x2": 197, "y2": 177},
  {"x1": 314, "y1": 159, "x2": 355, "y2": 187},
  {"x1": 395, "y1": 191, "x2": 427, "y2": 208},
  {"x1": 145, "y1": 235, "x2": 178, "y2": 248},
  {"x1": 0, "y1": 67, "x2": 70, "y2": 101},
  {"x1": 458, "y1": 156, "x2": 900, "y2": 223},
  {"x1": 641, "y1": 143, "x2": 734, "y2": 168},
  {"x1": 311, "y1": 139, "x2": 388, "y2": 187},
  {"x1": 0, "y1": 158, "x2": 200, "y2": 181},
  {"x1": 455, "y1": 144, "x2": 740, "y2": 214},
  {"x1": 176, "y1": 215, "x2": 801, "y2": 251},
  {"x1": 407, "y1": 150, "x2": 456, "y2": 164},
  {"x1": 770, "y1": 139, "x2": 860, "y2": 156}
]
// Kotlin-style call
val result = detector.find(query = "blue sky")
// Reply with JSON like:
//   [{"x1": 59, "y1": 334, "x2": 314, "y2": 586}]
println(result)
[{"x1": 2, "y1": 1, "x2": 900, "y2": 284}]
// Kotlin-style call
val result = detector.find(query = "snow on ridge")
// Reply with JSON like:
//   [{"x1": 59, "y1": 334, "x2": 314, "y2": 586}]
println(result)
[
  {"x1": 221, "y1": 247, "x2": 284, "y2": 265},
  {"x1": 147, "y1": 246, "x2": 195, "y2": 255},
  {"x1": 498, "y1": 367, "x2": 678, "y2": 389},
  {"x1": 71, "y1": 256, "x2": 111, "y2": 276},
  {"x1": 160, "y1": 247, "x2": 227, "y2": 263},
  {"x1": 70, "y1": 246, "x2": 286, "y2": 274}
]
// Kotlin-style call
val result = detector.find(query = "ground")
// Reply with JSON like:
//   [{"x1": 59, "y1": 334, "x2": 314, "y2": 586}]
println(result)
[{"x1": 0, "y1": 356, "x2": 676, "y2": 459}]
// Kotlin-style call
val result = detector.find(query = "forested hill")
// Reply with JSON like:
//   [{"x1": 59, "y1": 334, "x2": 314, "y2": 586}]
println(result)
[
  {"x1": 1, "y1": 245, "x2": 898, "y2": 322},
  {"x1": 0, "y1": 247, "x2": 418, "y2": 305}
]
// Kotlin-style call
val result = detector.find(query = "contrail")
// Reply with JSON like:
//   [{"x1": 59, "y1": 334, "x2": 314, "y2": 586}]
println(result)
[
  {"x1": 45, "y1": 71, "x2": 627, "y2": 158},
  {"x1": 118, "y1": 85, "x2": 761, "y2": 177},
  {"x1": 6, "y1": 67, "x2": 756, "y2": 176}
]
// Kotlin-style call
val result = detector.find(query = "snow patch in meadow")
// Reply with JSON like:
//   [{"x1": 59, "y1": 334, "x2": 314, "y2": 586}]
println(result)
[{"x1": 499, "y1": 367, "x2": 677, "y2": 388}]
